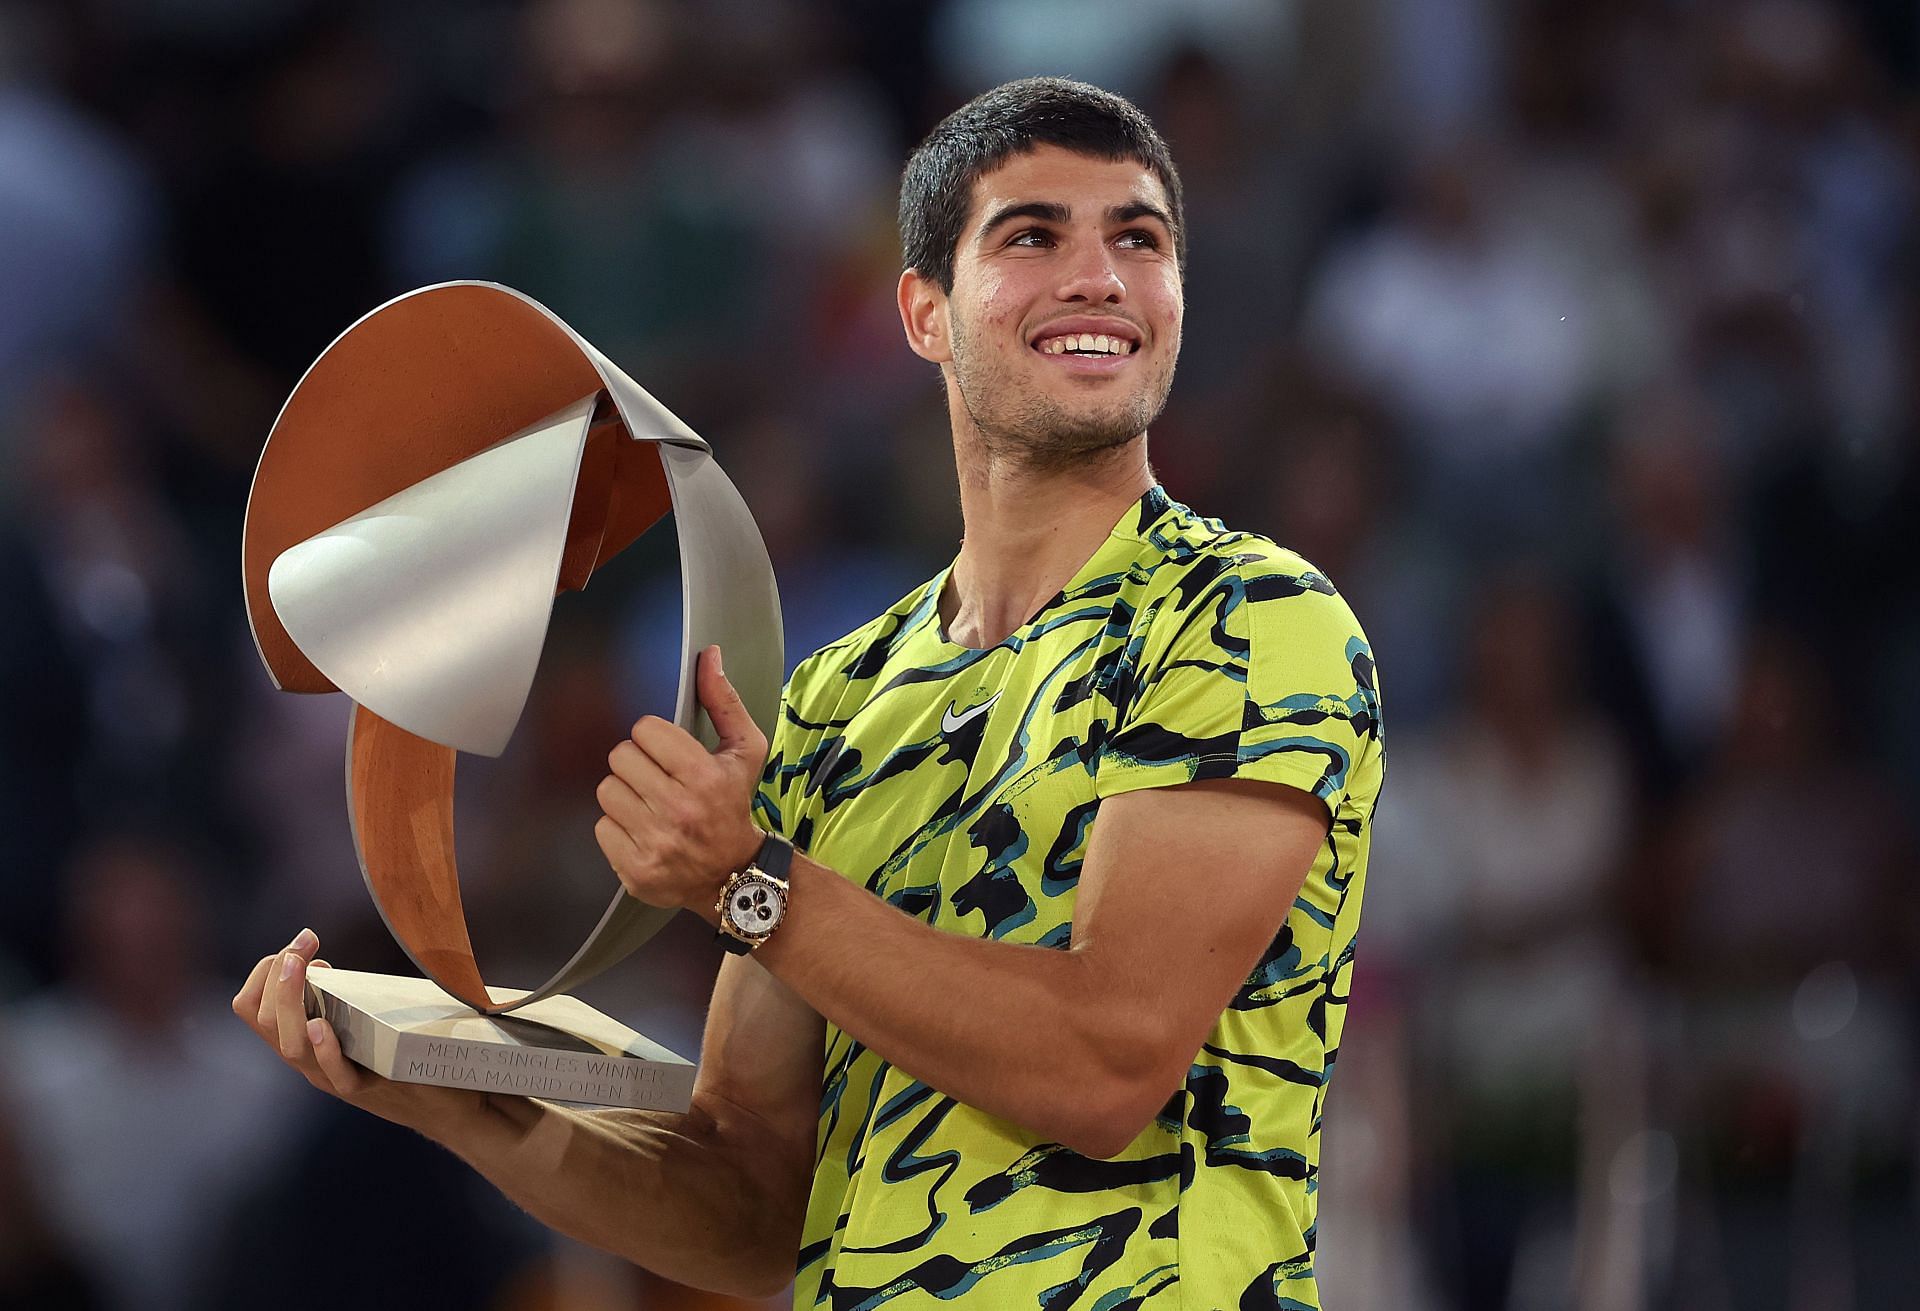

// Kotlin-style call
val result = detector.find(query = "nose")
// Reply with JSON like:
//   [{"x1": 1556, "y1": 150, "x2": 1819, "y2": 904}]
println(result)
[{"x1": 1055, "y1": 241, "x2": 1125, "y2": 305}]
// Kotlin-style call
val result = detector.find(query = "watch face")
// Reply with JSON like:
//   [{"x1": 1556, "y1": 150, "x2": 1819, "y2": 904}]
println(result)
[{"x1": 725, "y1": 875, "x2": 786, "y2": 938}]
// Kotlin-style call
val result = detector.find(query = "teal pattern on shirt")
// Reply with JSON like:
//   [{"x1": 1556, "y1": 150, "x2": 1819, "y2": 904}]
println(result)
[{"x1": 754, "y1": 486, "x2": 1385, "y2": 1311}]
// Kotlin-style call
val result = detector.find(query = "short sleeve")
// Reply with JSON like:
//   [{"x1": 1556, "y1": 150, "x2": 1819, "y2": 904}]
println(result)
[{"x1": 1093, "y1": 551, "x2": 1384, "y2": 816}]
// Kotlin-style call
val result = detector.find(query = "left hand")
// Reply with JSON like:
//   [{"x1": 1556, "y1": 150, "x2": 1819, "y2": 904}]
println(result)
[{"x1": 595, "y1": 645, "x2": 768, "y2": 921}]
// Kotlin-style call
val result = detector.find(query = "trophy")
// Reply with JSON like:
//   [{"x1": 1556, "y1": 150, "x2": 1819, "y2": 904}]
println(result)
[{"x1": 240, "y1": 282, "x2": 782, "y2": 1109}]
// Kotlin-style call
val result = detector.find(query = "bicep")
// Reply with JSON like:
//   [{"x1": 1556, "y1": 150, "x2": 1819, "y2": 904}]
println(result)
[
  {"x1": 691, "y1": 953, "x2": 825, "y2": 1201},
  {"x1": 705, "y1": 688, "x2": 824, "y2": 1168},
  {"x1": 1072, "y1": 778, "x2": 1330, "y2": 1084}
]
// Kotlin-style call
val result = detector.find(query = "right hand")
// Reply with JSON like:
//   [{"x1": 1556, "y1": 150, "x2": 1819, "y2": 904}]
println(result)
[{"x1": 231, "y1": 929, "x2": 487, "y2": 1136}]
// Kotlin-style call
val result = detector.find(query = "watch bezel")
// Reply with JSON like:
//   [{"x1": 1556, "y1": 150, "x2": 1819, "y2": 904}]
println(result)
[{"x1": 716, "y1": 867, "x2": 788, "y2": 946}]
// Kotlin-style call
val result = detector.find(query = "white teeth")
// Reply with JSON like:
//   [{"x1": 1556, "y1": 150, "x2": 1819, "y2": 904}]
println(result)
[{"x1": 1039, "y1": 332, "x2": 1134, "y2": 356}]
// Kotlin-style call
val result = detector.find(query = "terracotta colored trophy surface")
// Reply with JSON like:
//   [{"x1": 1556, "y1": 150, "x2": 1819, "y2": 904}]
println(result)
[{"x1": 241, "y1": 283, "x2": 781, "y2": 1102}]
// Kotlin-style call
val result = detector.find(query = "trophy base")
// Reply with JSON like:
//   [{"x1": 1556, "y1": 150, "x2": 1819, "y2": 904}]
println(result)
[{"x1": 303, "y1": 968, "x2": 695, "y2": 1111}]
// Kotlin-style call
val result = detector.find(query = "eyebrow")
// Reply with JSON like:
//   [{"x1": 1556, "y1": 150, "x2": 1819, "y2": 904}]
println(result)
[
  {"x1": 974, "y1": 199, "x2": 1176, "y2": 244},
  {"x1": 1108, "y1": 200, "x2": 1174, "y2": 232},
  {"x1": 975, "y1": 201, "x2": 1070, "y2": 243}
]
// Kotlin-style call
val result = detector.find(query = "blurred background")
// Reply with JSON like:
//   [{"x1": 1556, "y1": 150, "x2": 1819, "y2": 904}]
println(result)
[{"x1": 0, "y1": 0, "x2": 1915, "y2": 1307}]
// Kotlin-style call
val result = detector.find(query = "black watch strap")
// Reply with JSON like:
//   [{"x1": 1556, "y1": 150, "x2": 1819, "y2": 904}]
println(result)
[{"x1": 752, "y1": 830, "x2": 794, "y2": 880}]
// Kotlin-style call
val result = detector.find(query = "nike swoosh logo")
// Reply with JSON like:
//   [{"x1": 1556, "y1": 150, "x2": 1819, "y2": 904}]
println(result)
[{"x1": 941, "y1": 690, "x2": 1003, "y2": 735}]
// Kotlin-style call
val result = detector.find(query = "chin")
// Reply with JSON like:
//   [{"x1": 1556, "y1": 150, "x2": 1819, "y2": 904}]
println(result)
[
  {"x1": 955, "y1": 355, "x2": 1170, "y2": 461},
  {"x1": 1062, "y1": 395, "x2": 1161, "y2": 442},
  {"x1": 1008, "y1": 416, "x2": 1147, "y2": 469},
  {"x1": 1060, "y1": 414, "x2": 1148, "y2": 447}
]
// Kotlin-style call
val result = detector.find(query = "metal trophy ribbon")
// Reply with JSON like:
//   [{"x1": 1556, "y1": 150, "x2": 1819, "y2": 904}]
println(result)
[{"x1": 240, "y1": 282, "x2": 782, "y2": 1108}]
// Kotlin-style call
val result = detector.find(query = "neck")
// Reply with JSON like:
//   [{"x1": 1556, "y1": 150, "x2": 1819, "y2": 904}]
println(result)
[{"x1": 941, "y1": 430, "x2": 1155, "y2": 649}]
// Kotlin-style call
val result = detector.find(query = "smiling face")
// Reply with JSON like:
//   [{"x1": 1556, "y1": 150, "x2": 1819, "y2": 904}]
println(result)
[{"x1": 899, "y1": 145, "x2": 1184, "y2": 469}]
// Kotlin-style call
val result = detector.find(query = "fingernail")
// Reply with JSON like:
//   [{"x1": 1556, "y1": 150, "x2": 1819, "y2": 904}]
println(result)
[
  {"x1": 306, "y1": 1018, "x2": 325, "y2": 1046},
  {"x1": 280, "y1": 952, "x2": 300, "y2": 981},
  {"x1": 713, "y1": 646, "x2": 724, "y2": 676},
  {"x1": 293, "y1": 927, "x2": 317, "y2": 952}
]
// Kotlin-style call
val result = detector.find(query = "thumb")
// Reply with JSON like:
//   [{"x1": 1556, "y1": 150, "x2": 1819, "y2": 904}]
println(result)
[{"x1": 697, "y1": 645, "x2": 761, "y2": 758}]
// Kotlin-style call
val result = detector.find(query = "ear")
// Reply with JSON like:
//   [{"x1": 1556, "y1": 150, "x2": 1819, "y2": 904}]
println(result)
[{"x1": 897, "y1": 269, "x2": 952, "y2": 365}]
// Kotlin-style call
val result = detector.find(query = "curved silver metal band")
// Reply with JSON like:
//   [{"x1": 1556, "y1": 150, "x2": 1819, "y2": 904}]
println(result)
[{"x1": 249, "y1": 281, "x2": 783, "y2": 1015}]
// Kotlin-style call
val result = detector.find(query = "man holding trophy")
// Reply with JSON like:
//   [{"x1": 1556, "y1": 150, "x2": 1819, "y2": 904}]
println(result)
[{"x1": 236, "y1": 78, "x2": 1384, "y2": 1310}]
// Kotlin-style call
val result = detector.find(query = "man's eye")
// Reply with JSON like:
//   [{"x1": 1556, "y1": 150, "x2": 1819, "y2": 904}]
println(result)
[
  {"x1": 1116, "y1": 229, "x2": 1161, "y2": 250},
  {"x1": 1007, "y1": 229, "x2": 1054, "y2": 248}
]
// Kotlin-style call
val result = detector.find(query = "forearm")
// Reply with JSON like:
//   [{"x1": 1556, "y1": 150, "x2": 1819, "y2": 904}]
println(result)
[
  {"x1": 242, "y1": 925, "x2": 809, "y2": 1293},
  {"x1": 440, "y1": 1091, "x2": 804, "y2": 1298},
  {"x1": 752, "y1": 855, "x2": 1162, "y2": 1155}
]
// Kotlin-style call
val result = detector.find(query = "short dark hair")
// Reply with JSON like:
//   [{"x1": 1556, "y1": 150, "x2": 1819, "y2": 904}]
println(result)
[{"x1": 899, "y1": 77, "x2": 1186, "y2": 293}]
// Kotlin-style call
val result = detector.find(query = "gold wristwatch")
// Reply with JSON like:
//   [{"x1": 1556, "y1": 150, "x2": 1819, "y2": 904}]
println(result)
[{"x1": 714, "y1": 832, "x2": 793, "y2": 954}]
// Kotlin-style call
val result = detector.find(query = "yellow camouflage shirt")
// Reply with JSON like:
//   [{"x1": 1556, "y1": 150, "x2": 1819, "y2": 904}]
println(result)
[{"x1": 753, "y1": 486, "x2": 1385, "y2": 1310}]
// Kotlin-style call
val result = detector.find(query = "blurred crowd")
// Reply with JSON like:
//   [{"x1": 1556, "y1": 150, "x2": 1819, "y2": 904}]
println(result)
[{"x1": 0, "y1": 1, "x2": 1915, "y2": 1308}]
